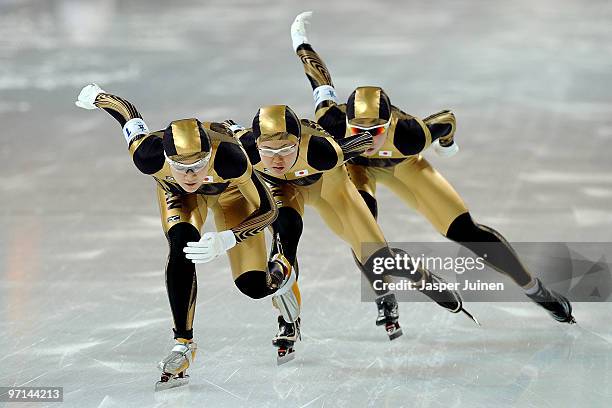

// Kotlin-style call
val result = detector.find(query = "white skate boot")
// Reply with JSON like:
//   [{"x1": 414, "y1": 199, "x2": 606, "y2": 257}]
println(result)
[{"x1": 155, "y1": 340, "x2": 197, "y2": 391}]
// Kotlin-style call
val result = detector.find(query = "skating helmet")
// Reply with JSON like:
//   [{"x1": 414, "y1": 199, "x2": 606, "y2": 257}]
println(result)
[
  {"x1": 346, "y1": 86, "x2": 391, "y2": 127},
  {"x1": 163, "y1": 118, "x2": 212, "y2": 164},
  {"x1": 252, "y1": 105, "x2": 301, "y2": 144}
]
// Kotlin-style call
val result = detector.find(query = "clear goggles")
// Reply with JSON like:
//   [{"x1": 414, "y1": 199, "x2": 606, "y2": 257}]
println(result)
[
  {"x1": 164, "y1": 151, "x2": 211, "y2": 173},
  {"x1": 346, "y1": 118, "x2": 390, "y2": 137},
  {"x1": 257, "y1": 144, "x2": 298, "y2": 158}
]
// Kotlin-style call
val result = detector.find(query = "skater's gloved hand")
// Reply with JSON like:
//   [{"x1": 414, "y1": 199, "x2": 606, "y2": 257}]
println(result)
[
  {"x1": 221, "y1": 119, "x2": 245, "y2": 136},
  {"x1": 432, "y1": 139, "x2": 459, "y2": 157},
  {"x1": 183, "y1": 230, "x2": 237, "y2": 264},
  {"x1": 291, "y1": 11, "x2": 313, "y2": 51},
  {"x1": 75, "y1": 83, "x2": 105, "y2": 110}
]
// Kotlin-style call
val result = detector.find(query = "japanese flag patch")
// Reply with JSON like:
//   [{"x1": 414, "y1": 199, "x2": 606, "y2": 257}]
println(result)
[
  {"x1": 378, "y1": 150, "x2": 392, "y2": 157},
  {"x1": 203, "y1": 176, "x2": 214, "y2": 183},
  {"x1": 295, "y1": 169, "x2": 309, "y2": 177}
]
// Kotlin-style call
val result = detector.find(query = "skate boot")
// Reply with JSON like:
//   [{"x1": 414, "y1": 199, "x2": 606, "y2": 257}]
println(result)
[
  {"x1": 155, "y1": 339, "x2": 197, "y2": 391},
  {"x1": 272, "y1": 315, "x2": 301, "y2": 365},
  {"x1": 267, "y1": 253, "x2": 295, "y2": 292},
  {"x1": 419, "y1": 271, "x2": 480, "y2": 325},
  {"x1": 270, "y1": 254, "x2": 300, "y2": 324},
  {"x1": 525, "y1": 279, "x2": 576, "y2": 323},
  {"x1": 375, "y1": 293, "x2": 403, "y2": 340}
]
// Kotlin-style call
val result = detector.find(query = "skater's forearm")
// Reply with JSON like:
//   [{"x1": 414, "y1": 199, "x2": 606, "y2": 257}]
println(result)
[
  {"x1": 423, "y1": 110, "x2": 456, "y2": 147},
  {"x1": 296, "y1": 44, "x2": 340, "y2": 118},
  {"x1": 94, "y1": 92, "x2": 145, "y2": 129},
  {"x1": 336, "y1": 132, "x2": 373, "y2": 161},
  {"x1": 232, "y1": 171, "x2": 278, "y2": 243},
  {"x1": 94, "y1": 92, "x2": 161, "y2": 170}
]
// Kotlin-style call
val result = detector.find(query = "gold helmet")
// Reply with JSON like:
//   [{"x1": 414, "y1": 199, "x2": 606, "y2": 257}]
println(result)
[
  {"x1": 346, "y1": 86, "x2": 391, "y2": 127},
  {"x1": 162, "y1": 118, "x2": 212, "y2": 173},
  {"x1": 162, "y1": 118, "x2": 212, "y2": 162},
  {"x1": 252, "y1": 105, "x2": 301, "y2": 144}
]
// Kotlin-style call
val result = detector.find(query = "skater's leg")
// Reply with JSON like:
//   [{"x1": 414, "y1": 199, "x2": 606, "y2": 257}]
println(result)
[
  {"x1": 211, "y1": 186, "x2": 280, "y2": 299},
  {"x1": 346, "y1": 163, "x2": 378, "y2": 219},
  {"x1": 157, "y1": 186, "x2": 206, "y2": 341},
  {"x1": 309, "y1": 166, "x2": 406, "y2": 337},
  {"x1": 445, "y1": 212, "x2": 533, "y2": 287},
  {"x1": 378, "y1": 155, "x2": 468, "y2": 235},
  {"x1": 384, "y1": 156, "x2": 573, "y2": 322},
  {"x1": 268, "y1": 183, "x2": 305, "y2": 267}
]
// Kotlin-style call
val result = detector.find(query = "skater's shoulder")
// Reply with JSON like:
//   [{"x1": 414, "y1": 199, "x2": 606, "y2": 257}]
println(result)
[{"x1": 211, "y1": 135, "x2": 250, "y2": 180}]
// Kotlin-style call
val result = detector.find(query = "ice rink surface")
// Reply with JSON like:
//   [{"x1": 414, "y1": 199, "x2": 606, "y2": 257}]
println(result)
[{"x1": 1, "y1": 0, "x2": 612, "y2": 407}]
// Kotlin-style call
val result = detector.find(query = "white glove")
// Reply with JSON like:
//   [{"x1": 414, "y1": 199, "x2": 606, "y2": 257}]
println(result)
[
  {"x1": 75, "y1": 83, "x2": 105, "y2": 110},
  {"x1": 183, "y1": 230, "x2": 237, "y2": 264},
  {"x1": 221, "y1": 119, "x2": 245, "y2": 135},
  {"x1": 433, "y1": 139, "x2": 459, "y2": 157},
  {"x1": 291, "y1": 11, "x2": 313, "y2": 51}
]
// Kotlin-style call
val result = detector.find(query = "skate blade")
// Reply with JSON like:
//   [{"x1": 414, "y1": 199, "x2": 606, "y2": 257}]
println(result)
[
  {"x1": 277, "y1": 349, "x2": 296, "y2": 365},
  {"x1": 154, "y1": 374, "x2": 189, "y2": 392},
  {"x1": 388, "y1": 328, "x2": 403, "y2": 341},
  {"x1": 461, "y1": 308, "x2": 481, "y2": 326},
  {"x1": 560, "y1": 315, "x2": 577, "y2": 325}
]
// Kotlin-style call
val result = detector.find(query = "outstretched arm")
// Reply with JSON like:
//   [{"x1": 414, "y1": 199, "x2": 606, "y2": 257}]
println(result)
[
  {"x1": 291, "y1": 12, "x2": 347, "y2": 139},
  {"x1": 234, "y1": 169, "x2": 278, "y2": 244},
  {"x1": 75, "y1": 84, "x2": 165, "y2": 174}
]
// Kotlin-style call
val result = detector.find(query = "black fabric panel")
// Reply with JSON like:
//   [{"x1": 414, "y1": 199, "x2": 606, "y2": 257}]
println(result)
[
  {"x1": 346, "y1": 91, "x2": 356, "y2": 120},
  {"x1": 198, "y1": 125, "x2": 211, "y2": 152},
  {"x1": 132, "y1": 136, "x2": 166, "y2": 175},
  {"x1": 307, "y1": 136, "x2": 338, "y2": 171},
  {"x1": 162, "y1": 124, "x2": 178, "y2": 156},
  {"x1": 296, "y1": 43, "x2": 314, "y2": 52},
  {"x1": 377, "y1": 90, "x2": 392, "y2": 120},
  {"x1": 428, "y1": 123, "x2": 453, "y2": 142},
  {"x1": 234, "y1": 270, "x2": 273, "y2": 299},
  {"x1": 102, "y1": 107, "x2": 131, "y2": 127},
  {"x1": 445, "y1": 212, "x2": 532, "y2": 286},
  {"x1": 358, "y1": 190, "x2": 378, "y2": 219},
  {"x1": 271, "y1": 207, "x2": 303, "y2": 266},
  {"x1": 214, "y1": 141, "x2": 249, "y2": 180},
  {"x1": 285, "y1": 107, "x2": 301, "y2": 136},
  {"x1": 238, "y1": 131, "x2": 261, "y2": 165},
  {"x1": 393, "y1": 118, "x2": 427, "y2": 156},
  {"x1": 251, "y1": 109, "x2": 261, "y2": 138},
  {"x1": 166, "y1": 222, "x2": 201, "y2": 340},
  {"x1": 317, "y1": 105, "x2": 347, "y2": 140}
]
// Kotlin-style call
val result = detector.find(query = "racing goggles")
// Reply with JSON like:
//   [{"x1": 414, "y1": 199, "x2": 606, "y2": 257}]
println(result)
[
  {"x1": 257, "y1": 144, "x2": 298, "y2": 157},
  {"x1": 346, "y1": 119, "x2": 390, "y2": 137},
  {"x1": 164, "y1": 151, "x2": 211, "y2": 173}
]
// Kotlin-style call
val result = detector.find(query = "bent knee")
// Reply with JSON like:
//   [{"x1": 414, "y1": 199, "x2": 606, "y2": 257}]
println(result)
[
  {"x1": 445, "y1": 212, "x2": 495, "y2": 242},
  {"x1": 234, "y1": 270, "x2": 271, "y2": 299}
]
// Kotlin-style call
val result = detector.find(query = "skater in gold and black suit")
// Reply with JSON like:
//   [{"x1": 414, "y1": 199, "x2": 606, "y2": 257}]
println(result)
[
  {"x1": 228, "y1": 104, "x2": 474, "y2": 362},
  {"x1": 289, "y1": 11, "x2": 575, "y2": 324},
  {"x1": 75, "y1": 84, "x2": 292, "y2": 390}
]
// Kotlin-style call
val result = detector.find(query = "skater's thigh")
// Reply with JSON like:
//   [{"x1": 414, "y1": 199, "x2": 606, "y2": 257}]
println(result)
[
  {"x1": 212, "y1": 186, "x2": 267, "y2": 279},
  {"x1": 311, "y1": 166, "x2": 387, "y2": 262},
  {"x1": 346, "y1": 164, "x2": 377, "y2": 198},
  {"x1": 270, "y1": 182, "x2": 305, "y2": 216},
  {"x1": 382, "y1": 156, "x2": 468, "y2": 235},
  {"x1": 157, "y1": 185, "x2": 207, "y2": 235}
]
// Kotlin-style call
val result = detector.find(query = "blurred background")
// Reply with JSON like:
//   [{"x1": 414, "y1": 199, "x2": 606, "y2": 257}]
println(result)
[{"x1": 1, "y1": 0, "x2": 611, "y2": 407}]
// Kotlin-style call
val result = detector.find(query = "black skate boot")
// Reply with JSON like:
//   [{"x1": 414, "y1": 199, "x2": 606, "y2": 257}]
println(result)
[
  {"x1": 375, "y1": 293, "x2": 403, "y2": 340},
  {"x1": 525, "y1": 279, "x2": 576, "y2": 323},
  {"x1": 419, "y1": 272, "x2": 480, "y2": 326},
  {"x1": 272, "y1": 315, "x2": 301, "y2": 365}
]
